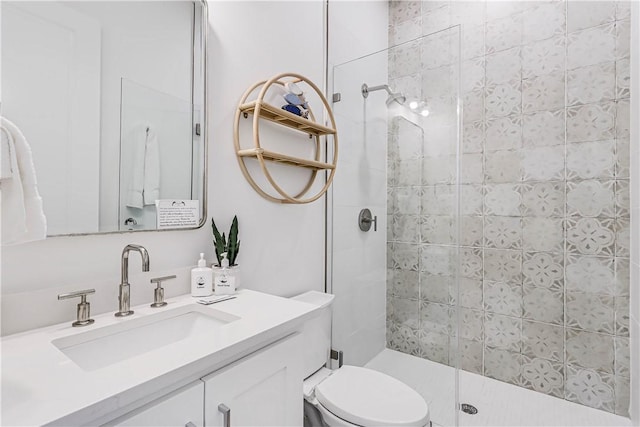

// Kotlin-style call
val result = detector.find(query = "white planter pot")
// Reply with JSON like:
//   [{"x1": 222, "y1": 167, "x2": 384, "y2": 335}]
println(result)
[{"x1": 211, "y1": 265, "x2": 240, "y2": 292}]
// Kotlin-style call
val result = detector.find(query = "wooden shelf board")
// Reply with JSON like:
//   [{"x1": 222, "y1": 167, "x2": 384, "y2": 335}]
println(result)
[
  {"x1": 237, "y1": 148, "x2": 335, "y2": 170},
  {"x1": 239, "y1": 101, "x2": 336, "y2": 136}
]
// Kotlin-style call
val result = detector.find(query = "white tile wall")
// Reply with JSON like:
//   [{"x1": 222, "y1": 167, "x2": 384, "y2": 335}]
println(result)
[{"x1": 386, "y1": 0, "x2": 633, "y2": 416}]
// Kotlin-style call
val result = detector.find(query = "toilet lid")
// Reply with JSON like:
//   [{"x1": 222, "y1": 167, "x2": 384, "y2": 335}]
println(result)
[{"x1": 315, "y1": 366, "x2": 429, "y2": 427}]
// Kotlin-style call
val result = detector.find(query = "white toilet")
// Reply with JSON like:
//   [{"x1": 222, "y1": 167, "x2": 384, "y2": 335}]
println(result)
[{"x1": 292, "y1": 291, "x2": 430, "y2": 427}]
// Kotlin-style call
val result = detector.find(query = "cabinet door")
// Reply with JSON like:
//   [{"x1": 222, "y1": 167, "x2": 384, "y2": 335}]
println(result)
[
  {"x1": 203, "y1": 334, "x2": 303, "y2": 427},
  {"x1": 106, "y1": 381, "x2": 204, "y2": 427}
]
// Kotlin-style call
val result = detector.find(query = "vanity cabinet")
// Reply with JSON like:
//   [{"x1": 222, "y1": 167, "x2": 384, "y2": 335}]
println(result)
[
  {"x1": 104, "y1": 334, "x2": 302, "y2": 427},
  {"x1": 203, "y1": 334, "x2": 303, "y2": 426},
  {"x1": 1, "y1": 290, "x2": 315, "y2": 427},
  {"x1": 107, "y1": 382, "x2": 204, "y2": 427}
]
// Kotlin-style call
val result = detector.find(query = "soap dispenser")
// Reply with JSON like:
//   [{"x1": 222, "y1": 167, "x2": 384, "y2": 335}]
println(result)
[
  {"x1": 191, "y1": 253, "x2": 213, "y2": 297},
  {"x1": 214, "y1": 252, "x2": 236, "y2": 295}
]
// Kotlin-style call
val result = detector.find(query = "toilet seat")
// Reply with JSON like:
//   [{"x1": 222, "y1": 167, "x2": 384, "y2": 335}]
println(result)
[{"x1": 313, "y1": 366, "x2": 430, "y2": 427}]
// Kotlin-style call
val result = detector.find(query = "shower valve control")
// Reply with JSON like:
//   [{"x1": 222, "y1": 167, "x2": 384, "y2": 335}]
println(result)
[{"x1": 358, "y1": 208, "x2": 377, "y2": 232}]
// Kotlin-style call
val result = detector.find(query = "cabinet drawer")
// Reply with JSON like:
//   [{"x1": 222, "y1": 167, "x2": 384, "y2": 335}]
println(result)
[{"x1": 105, "y1": 381, "x2": 204, "y2": 427}]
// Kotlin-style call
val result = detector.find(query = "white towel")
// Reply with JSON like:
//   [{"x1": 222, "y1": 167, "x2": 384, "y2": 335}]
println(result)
[
  {"x1": 1, "y1": 127, "x2": 15, "y2": 180},
  {"x1": 126, "y1": 124, "x2": 160, "y2": 208},
  {"x1": 1, "y1": 125, "x2": 26, "y2": 238},
  {"x1": 1, "y1": 117, "x2": 47, "y2": 245}
]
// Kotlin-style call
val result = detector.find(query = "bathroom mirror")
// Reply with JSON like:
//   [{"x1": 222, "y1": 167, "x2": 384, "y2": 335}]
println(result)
[{"x1": 1, "y1": 0, "x2": 207, "y2": 235}]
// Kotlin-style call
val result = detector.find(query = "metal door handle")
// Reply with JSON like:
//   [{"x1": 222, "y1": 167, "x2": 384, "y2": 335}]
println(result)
[{"x1": 218, "y1": 403, "x2": 230, "y2": 427}]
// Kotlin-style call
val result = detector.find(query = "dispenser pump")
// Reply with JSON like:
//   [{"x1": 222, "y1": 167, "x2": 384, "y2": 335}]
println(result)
[
  {"x1": 221, "y1": 252, "x2": 229, "y2": 268},
  {"x1": 191, "y1": 253, "x2": 213, "y2": 297},
  {"x1": 214, "y1": 252, "x2": 235, "y2": 295},
  {"x1": 198, "y1": 253, "x2": 207, "y2": 268}
]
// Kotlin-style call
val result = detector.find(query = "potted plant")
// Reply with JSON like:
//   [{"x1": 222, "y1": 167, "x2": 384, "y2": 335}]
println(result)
[{"x1": 211, "y1": 216, "x2": 241, "y2": 287}]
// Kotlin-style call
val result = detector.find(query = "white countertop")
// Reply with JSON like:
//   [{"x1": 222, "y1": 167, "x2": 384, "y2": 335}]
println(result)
[{"x1": 1, "y1": 290, "x2": 320, "y2": 426}]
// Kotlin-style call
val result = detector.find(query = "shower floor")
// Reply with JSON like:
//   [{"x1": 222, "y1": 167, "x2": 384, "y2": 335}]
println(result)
[{"x1": 365, "y1": 349, "x2": 632, "y2": 427}]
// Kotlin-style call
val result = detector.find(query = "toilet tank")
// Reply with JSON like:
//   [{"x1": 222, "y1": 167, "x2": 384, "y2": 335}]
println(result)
[{"x1": 291, "y1": 291, "x2": 335, "y2": 378}]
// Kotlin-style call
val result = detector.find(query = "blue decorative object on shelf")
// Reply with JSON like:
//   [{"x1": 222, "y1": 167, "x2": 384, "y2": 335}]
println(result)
[
  {"x1": 281, "y1": 83, "x2": 310, "y2": 119},
  {"x1": 284, "y1": 93, "x2": 308, "y2": 109},
  {"x1": 282, "y1": 104, "x2": 303, "y2": 116}
]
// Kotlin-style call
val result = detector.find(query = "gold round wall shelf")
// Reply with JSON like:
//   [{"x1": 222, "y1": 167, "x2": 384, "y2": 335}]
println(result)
[{"x1": 233, "y1": 72, "x2": 338, "y2": 204}]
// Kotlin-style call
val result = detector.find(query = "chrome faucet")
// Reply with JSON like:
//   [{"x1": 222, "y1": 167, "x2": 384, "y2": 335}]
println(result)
[{"x1": 115, "y1": 244, "x2": 150, "y2": 317}]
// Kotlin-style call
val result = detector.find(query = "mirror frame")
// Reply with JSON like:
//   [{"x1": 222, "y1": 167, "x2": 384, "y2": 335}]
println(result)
[{"x1": 49, "y1": 0, "x2": 209, "y2": 237}]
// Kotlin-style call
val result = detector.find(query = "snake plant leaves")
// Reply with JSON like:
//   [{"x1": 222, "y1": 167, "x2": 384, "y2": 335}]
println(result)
[
  {"x1": 228, "y1": 216, "x2": 240, "y2": 266},
  {"x1": 212, "y1": 216, "x2": 240, "y2": 267},
  {"x1": 211, "y1": 218, "x2": 226, "y2": 266}
]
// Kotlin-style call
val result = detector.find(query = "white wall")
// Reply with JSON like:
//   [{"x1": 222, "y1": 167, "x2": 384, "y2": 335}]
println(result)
[
  {"x1": 328, "y1": 1, "x2": 389, "y2": 67},
  {"x1": 1, "y1": 0, "x2": 326, "y2": 336},
  {"x1": 629, "y1": 1, "x2": 639, "y2": 424},
  {"x1": 327, "y1": 0, "x2": 389, "y2": 366},
  {"x1": 208, "y1": 0, "x2": 326, "y2": 295}
]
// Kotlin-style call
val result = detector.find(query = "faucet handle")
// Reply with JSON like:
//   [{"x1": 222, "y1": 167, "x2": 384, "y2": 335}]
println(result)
[
  {"x1": 58, "y1": 289, "x2": 96, "y2": 327},
  {"x1": 150, "y1": 275, "x2": 176, "y2": 308}
]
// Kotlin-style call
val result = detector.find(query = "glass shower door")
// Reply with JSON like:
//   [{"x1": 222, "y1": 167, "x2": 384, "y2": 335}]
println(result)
[
  {"x1": 329, "y1": 26, "x2": 462, "y2": 427},
  {"x1": 118, "y1": 78, "x2": 194, "y2": 231}
]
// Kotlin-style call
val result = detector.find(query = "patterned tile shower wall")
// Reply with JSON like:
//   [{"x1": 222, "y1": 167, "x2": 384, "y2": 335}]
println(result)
[{"x1": 385, "y1": 0, "x2": 631, "y2": 415}]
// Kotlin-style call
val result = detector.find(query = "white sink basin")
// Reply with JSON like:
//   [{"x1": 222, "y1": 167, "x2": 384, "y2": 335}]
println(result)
[{"x1": 52, "y1": 305, "x2": 239, "y2": 371}]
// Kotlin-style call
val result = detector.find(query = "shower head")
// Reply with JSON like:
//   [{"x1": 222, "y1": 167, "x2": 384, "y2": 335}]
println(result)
[
  {"x1": 385, "y1": 91, "x2": 406, "y2": 106},
  {"x1": 361, "y1": 83, "x2": 406, "y2": 107}
]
